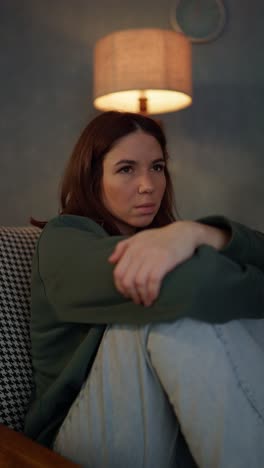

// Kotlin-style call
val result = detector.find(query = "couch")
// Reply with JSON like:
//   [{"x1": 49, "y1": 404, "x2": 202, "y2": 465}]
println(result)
[{"x1": 0, "y1": 225, "x2": 79, "y2": 466}]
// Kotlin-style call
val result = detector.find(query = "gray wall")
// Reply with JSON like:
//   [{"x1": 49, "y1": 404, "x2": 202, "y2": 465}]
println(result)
[{"x1": 1, "y1": 0, "x2": 263, "y2": 229}]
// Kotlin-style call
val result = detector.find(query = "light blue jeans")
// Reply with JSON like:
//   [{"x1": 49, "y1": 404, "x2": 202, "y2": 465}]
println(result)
[{"x1": 54, "y1": 319, "x2": 264, "y2": 468}]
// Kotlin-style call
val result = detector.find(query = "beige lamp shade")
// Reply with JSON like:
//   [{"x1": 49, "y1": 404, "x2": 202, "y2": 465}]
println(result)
[{"x1": 93, "y1": 28, "x2": 192, "y2": 115}]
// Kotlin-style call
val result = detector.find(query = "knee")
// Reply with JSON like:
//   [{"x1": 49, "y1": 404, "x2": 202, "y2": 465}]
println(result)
[{"x1": 147, "y1": 318, "x2": 221, "y2": 364}]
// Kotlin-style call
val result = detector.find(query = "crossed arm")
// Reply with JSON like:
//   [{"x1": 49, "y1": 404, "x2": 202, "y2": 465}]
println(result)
[
  {"x1": 36, "y1": 214, "x2": 264, "y2": 325},
  {"x1": 109, "y1": 219, "x2": 231, "y2": 307}
]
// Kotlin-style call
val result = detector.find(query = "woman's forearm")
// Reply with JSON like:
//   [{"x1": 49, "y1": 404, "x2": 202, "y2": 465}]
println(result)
[{"x1": 193, "y1": 221, "x2": 231, "y2": 251}]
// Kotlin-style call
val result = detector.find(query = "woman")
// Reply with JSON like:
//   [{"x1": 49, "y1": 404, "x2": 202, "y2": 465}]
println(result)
[{"x1": 25, "y1": 111, "x2": 264, "y2": 468}]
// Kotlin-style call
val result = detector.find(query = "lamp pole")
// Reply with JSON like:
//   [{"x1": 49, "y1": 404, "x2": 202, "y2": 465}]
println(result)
[{"x1": 138, "y1": 96, "x2": 148, "y2": 115}]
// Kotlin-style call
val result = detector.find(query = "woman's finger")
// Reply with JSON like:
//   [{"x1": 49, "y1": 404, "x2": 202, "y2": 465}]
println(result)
[
  {"x1": 133, "y1": 267, "x2": 151, "y2": 306},
  {"x1": 134, "y1": 261, "x2": 163, "y2": 307},
  {"x1": 108, "y1": 239, "x2": 130, "y2": 263},
  {"x1": 130, "y1": 259, "x2": 160, "y2": 307},
  {"x1": 114, "y1": 256, "x2": 146, "y2": 304},
  {"x1": 114, "y1": 274, "x2": 142, "y2": 305},
  {"x1": 145, "y1": 271, "x2": 162, "y2": 306}
]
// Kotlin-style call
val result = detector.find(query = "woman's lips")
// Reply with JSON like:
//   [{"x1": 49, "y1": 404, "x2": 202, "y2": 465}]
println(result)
[{"x1": 134, "y1": 204, "x2": 156, "y2": 214}]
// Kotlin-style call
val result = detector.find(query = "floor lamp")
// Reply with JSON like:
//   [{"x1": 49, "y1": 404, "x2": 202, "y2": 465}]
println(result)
[{"x1": 93, "y1": 28, "x2": 192, "y2": 116}]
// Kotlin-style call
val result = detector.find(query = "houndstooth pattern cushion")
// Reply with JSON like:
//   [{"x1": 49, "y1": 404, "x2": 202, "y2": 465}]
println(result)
[{"x1": 0, "y1": 226, "x2": 40, "y2": 431}]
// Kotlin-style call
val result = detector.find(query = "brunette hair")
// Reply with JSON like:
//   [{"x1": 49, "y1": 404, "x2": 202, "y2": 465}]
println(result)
[{"x1": 32, "y1": 111, "x2": 179, "y2": 234}]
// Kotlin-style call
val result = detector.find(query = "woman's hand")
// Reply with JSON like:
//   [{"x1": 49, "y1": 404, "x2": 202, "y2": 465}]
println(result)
[{"x1": 109, "y1": 221, "x2": 230, "y2": 307}]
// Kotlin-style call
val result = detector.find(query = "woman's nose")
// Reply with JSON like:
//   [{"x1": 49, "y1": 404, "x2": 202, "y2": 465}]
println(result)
[{"x1": 137, "y1": 174, "x2": 155, "y2": 194}]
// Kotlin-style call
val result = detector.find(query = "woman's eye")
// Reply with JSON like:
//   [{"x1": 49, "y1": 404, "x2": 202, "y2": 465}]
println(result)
[
  {"x1": 153, "y1": 164, "x2": 165, "y2": 172},
  {"x1": 118, "y1": 165, "x2": 133, "y2": 174}
]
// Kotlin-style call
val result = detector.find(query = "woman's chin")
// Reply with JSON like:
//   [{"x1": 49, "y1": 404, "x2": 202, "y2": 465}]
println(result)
[
  {"x1": 114, "y1": 214, "x2": 156, "y2": 234},
  {"x1": 133, "y1": 215, "x2": 156, "y2": 228}
]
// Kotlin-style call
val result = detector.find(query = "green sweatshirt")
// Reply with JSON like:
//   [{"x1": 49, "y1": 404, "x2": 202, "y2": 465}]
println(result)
[{"x1": 24, "y1": 214, "x2": 264, "y2": 447}]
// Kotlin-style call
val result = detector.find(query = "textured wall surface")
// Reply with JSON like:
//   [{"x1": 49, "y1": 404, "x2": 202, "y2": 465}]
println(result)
[{"x1": 1, "y1": 0, "x2": 263, "y2": 229}]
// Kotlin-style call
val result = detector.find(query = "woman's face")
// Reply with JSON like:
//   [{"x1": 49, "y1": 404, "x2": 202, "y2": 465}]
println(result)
[{"x1": 101, "y1": 130, "x2": 166, "y2": 235}]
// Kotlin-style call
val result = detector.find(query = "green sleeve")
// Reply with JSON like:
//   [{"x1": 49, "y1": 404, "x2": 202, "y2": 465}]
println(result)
[{"x1": 36, "y1": 215, "x2": 264, "y2": 325}]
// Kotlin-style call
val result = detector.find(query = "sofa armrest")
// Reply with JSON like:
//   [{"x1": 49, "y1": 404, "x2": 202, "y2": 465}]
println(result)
[{"x1": 0, "y1": 424, "x2": 80, "y2": 467}]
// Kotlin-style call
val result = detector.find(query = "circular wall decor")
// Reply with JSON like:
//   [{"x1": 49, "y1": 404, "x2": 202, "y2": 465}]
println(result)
[{"x1": 170, "y1": 0, "x2": 227, "y2": 43}]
